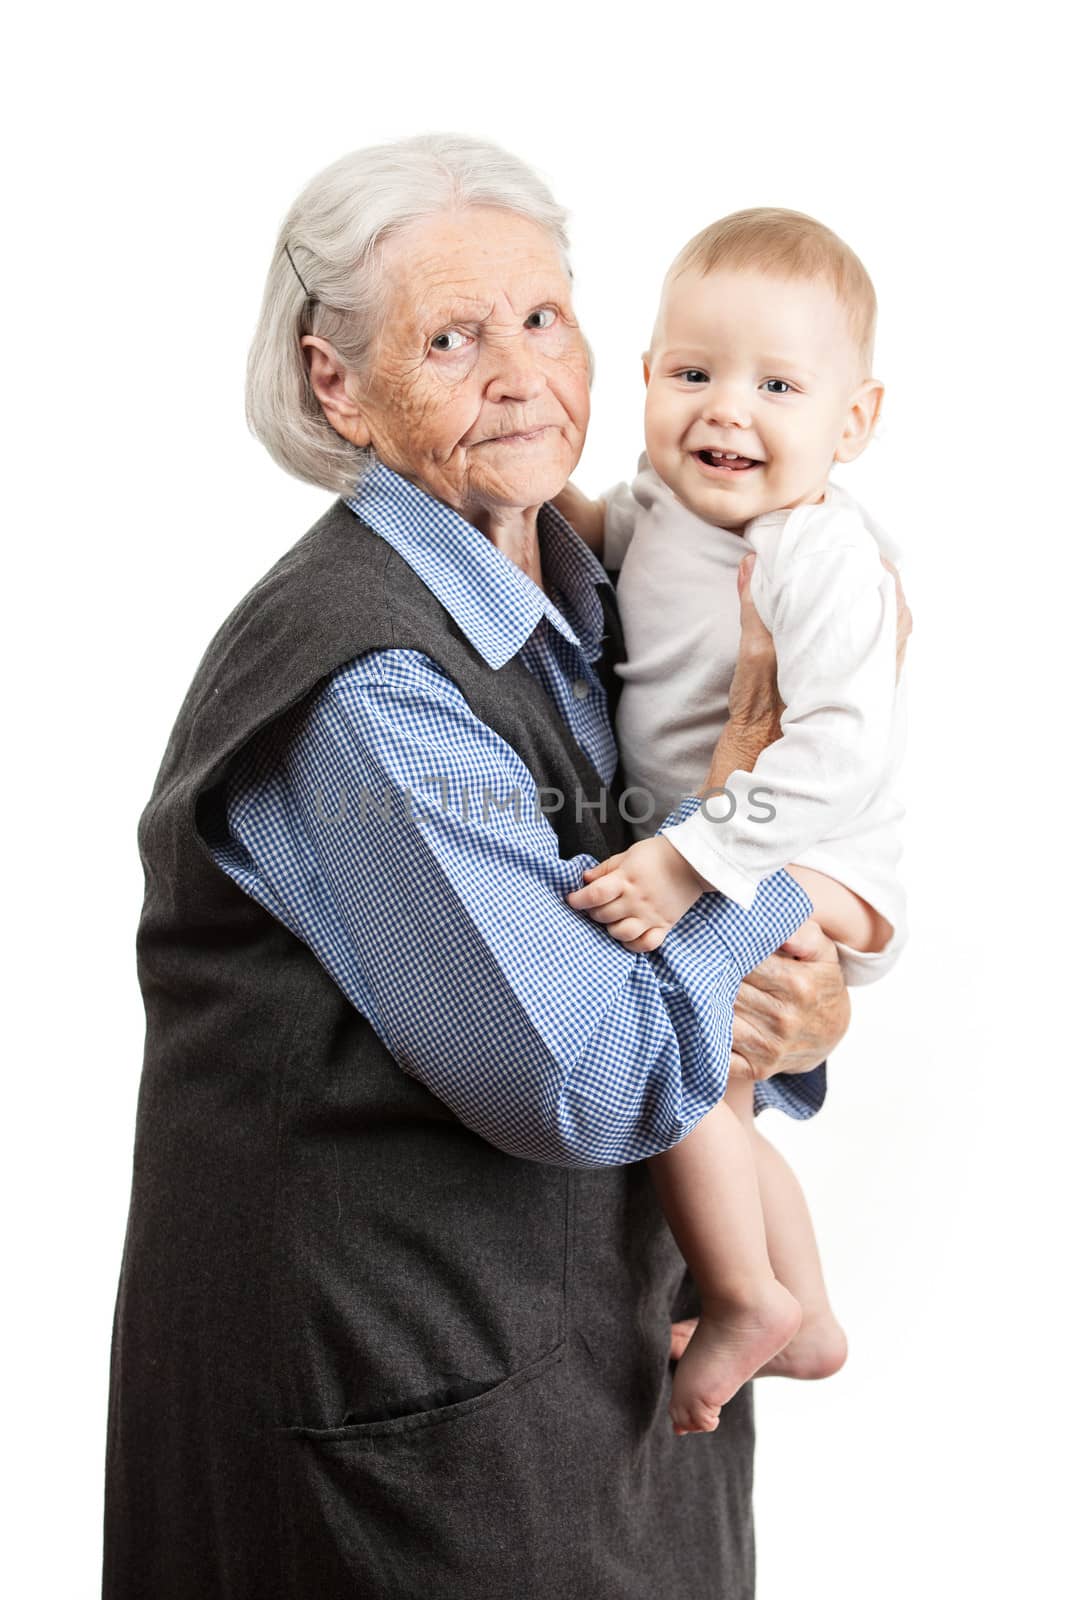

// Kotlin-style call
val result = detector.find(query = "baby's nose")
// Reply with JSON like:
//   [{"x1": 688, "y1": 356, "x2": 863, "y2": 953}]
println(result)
[
  {"x1": 703, "y1": 395, "x2": 748, "y2": 432},
  {"x1": 701, "y1": 387, "x2": 752, "y2": 429}
]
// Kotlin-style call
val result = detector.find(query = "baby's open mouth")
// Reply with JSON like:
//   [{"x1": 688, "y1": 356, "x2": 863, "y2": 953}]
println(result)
[{"x1": 694, "y1": 450, "x2": 762, "y2": 472}]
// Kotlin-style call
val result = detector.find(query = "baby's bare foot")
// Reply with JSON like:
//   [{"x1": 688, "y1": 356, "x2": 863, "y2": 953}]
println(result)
[
  {"x1": 755, "y1": 1310, "x2": 848, "y2": 1380},
  {"x1": 669, "y1": 1280, "x2": 802, "y2": 1436}
]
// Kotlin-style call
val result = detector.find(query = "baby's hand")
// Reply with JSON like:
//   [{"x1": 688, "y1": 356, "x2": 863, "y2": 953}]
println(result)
[{"x1": 565, "y1": 836, "x2": 712, "y2": 953}]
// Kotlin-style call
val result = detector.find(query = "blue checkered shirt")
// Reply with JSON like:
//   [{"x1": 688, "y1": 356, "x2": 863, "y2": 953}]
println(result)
[{"x1": 208, "y1": 462, "x2": 824, "y2": 1167}]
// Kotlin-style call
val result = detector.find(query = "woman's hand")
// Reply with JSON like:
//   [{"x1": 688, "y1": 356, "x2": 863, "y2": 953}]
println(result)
[
  {"x1": 728, "y1": 916, "x2": 850, "y2": 1083},
  {"x1": 881, "y1": 555, "x2": 912, "y2": 683},
  {"x1": 718, "y1": 550, "x2": 908, "y2": 1074},
  {"x1": 709, "y1": 550, "x2": 912, "y2": 792},
  {"x1": 716, "y1": 554, "x2": 786, "y2": 773}
]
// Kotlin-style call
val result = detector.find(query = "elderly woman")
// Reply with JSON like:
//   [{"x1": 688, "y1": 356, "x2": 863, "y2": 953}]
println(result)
[{"x1": 104, "y1": 135, "x2": 904, "y2": 1598}]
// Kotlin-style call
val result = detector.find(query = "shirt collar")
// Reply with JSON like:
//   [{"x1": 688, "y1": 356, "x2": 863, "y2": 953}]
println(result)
[{"x1": 345, "y1": 460, "x2": 610, "y2": 670}]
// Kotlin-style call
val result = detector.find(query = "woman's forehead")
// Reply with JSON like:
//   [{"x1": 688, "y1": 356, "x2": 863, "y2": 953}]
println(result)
[
  {"x1": 382, "y1": 210, "x2": 571, "y2": 320},
  {"x1": 419, "y1": 275, "x2": 569, "y2": 320}
]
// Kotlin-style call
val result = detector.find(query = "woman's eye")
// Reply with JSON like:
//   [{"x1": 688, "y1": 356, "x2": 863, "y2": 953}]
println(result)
[
  {"x1": 526, "y1": 308, "x2": 558, "y2": 330},
  {"x1": 430, "y1": 329, "x2": 470, "y2": 353},
  {"x1": 679, "y1": 369, "x2": 710, "y2": 384},
  {"x1": 762, "y1": 378, "x2": 792, "y2": 394}
]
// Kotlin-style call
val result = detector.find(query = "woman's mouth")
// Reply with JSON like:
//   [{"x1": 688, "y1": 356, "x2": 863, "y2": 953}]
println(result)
[
  {"x1": 693, "y1": 449, "x2": 762, "y2": 474},
  {"x1": 483, "y1": 427, "x2": 554, "y2": 445}
]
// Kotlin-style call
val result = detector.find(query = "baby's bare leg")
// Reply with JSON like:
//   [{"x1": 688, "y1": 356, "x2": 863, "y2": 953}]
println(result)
[
  {"x1": 726, "y1": 1076, "x2": 848, "y2": 1380},
  {"x1": 648, "y1": 1101, "x2": 801, "y2": 1436}
]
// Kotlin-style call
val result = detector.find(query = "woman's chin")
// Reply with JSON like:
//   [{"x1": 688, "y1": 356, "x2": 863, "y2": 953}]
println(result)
[{"x1": 473, "y1": 459, "x2": 576, "y2": 512}]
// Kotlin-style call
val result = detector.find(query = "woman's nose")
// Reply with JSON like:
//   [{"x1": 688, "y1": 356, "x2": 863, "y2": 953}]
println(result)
[{"x1": 483, "y1": 336, "x2": 547, "y2": 404}]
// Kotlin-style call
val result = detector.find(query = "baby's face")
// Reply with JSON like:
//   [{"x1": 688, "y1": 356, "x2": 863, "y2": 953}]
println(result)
[{"x1": 643, "y1": 268, "x2": 874, "y2": 530}]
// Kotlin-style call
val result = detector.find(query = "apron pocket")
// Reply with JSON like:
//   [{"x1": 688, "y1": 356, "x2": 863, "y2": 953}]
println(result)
[{"x1": 274, "y1": 1339, "x2": 573, "y2": 1598}]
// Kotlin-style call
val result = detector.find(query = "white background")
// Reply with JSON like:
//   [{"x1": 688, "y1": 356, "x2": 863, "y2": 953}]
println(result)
[{"x1": 6, "y1": 2, "x2": 1079, "y2": 1594}]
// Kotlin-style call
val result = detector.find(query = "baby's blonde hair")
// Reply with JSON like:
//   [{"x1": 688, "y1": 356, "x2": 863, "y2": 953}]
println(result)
[{"x1": 668, "y1": 207, "x2": 877, "y2": 374}]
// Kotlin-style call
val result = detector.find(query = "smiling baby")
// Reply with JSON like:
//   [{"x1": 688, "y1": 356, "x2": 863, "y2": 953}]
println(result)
[{"x1": 555, "y1": 208, "x2": 908, "y2": 1435}]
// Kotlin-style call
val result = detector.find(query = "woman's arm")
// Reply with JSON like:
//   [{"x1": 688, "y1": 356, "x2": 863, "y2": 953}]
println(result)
[{"x1": 208, "y1": 644, "x2": 814, "y2": 1170}]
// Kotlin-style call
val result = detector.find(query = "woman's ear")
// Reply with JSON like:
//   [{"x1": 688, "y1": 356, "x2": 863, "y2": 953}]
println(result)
[
  {"x1": 301, "y1": 336, "x2": 372, "y2": 448},
  {"x1": 834, "y1": 378, "x2": 884, "y2": 464}
]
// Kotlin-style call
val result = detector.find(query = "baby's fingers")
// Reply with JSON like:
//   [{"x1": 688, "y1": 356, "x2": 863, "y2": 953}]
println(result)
[
  {"x1": 605, "y1": 917, "x2": 653, "y2": 946},
  {"x1": 566, "y1": 874, "x2": 627, "y2": 911},
  {"x1": 582, "y1": 850, "x2": 628, "y2": 882}
]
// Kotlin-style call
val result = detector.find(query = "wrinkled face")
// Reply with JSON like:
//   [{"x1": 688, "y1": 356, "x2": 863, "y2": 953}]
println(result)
[
  {"x1": 349, "y1": 207, "x2": 591, "y2": 523},
  {"x1": 644, "y1": 267, "x2": 868, "y2": 530}
]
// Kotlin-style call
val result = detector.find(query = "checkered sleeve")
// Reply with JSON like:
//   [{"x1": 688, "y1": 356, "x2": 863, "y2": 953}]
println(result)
[{"x1": 213, "y1": 649, "x2": 815, "y2": 1168}]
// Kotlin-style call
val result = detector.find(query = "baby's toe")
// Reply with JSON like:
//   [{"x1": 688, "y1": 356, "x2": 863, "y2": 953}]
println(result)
[{"x1": 691, "y1": 1404, "x2": 721, "y2": 1433}]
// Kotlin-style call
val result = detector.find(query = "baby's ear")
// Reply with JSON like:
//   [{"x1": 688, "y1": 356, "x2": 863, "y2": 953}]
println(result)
[
  {"x1": 835, "y1": 378, "x2": 884, "y2": 464},
  {"x1": 641, "y1": 353, "x2": 652, "y2": 388}
]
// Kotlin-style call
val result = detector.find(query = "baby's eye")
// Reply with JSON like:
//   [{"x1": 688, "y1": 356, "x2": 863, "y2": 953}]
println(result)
[
  {"x1": 525, "y1": 308, "x2": 558, "y2": 330},
  {"x1": 762, "y1": 378, "x2": 793, "y2": 394},
  {"x1": 678, "y1": 369, "x2": 710, "y2": 384},
  {"x1": 430, "y1": 329, "x2": 471, "y2": 354}
]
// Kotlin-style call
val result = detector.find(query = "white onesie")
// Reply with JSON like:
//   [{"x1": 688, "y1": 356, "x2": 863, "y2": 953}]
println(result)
[{"x1": 603, "y1": 454, "x2": 907, "y2": 986}]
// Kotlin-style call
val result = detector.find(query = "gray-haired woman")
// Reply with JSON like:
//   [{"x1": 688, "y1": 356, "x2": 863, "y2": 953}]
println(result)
[{"x1": 104, "y1": 134, "x2": 902, "y2": 1598}]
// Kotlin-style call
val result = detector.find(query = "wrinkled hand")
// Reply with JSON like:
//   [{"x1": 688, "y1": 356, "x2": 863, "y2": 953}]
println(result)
[
  {"x1": 724, "y1": 552, "x2": 911, "y2": 772},
  {"x1": 728, "y1": 916, "x2": 850, "y2": 1083},
  {"x1": 725, "y1": 555, "x2": 784, "y2": 758},
  {"x1": 881, "y1": 555, "x2": 912, "y2": 684},
  {"x1": 565, "y1": 837, "x2": 709, "y2": 954}
]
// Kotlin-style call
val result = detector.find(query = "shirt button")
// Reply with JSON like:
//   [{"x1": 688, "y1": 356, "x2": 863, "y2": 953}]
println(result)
[{"x1": 572, "y1": 677, "x2": 590, "y2": 700}]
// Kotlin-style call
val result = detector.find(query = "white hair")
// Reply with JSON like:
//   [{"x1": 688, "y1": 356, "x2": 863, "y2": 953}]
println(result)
[{"x1": 245, "y1": 133, "x2": 577, "y2": 496}]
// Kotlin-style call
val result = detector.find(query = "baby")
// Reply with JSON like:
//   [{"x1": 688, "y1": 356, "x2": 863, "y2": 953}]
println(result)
[{"x1": 554, "y1": 209, "x2": 907, "y2": 1436}]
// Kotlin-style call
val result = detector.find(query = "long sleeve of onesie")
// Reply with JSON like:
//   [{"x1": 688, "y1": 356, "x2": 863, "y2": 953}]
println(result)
[{"x1": 662, "y1": 499, "x2": 901, "y2": 919}]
